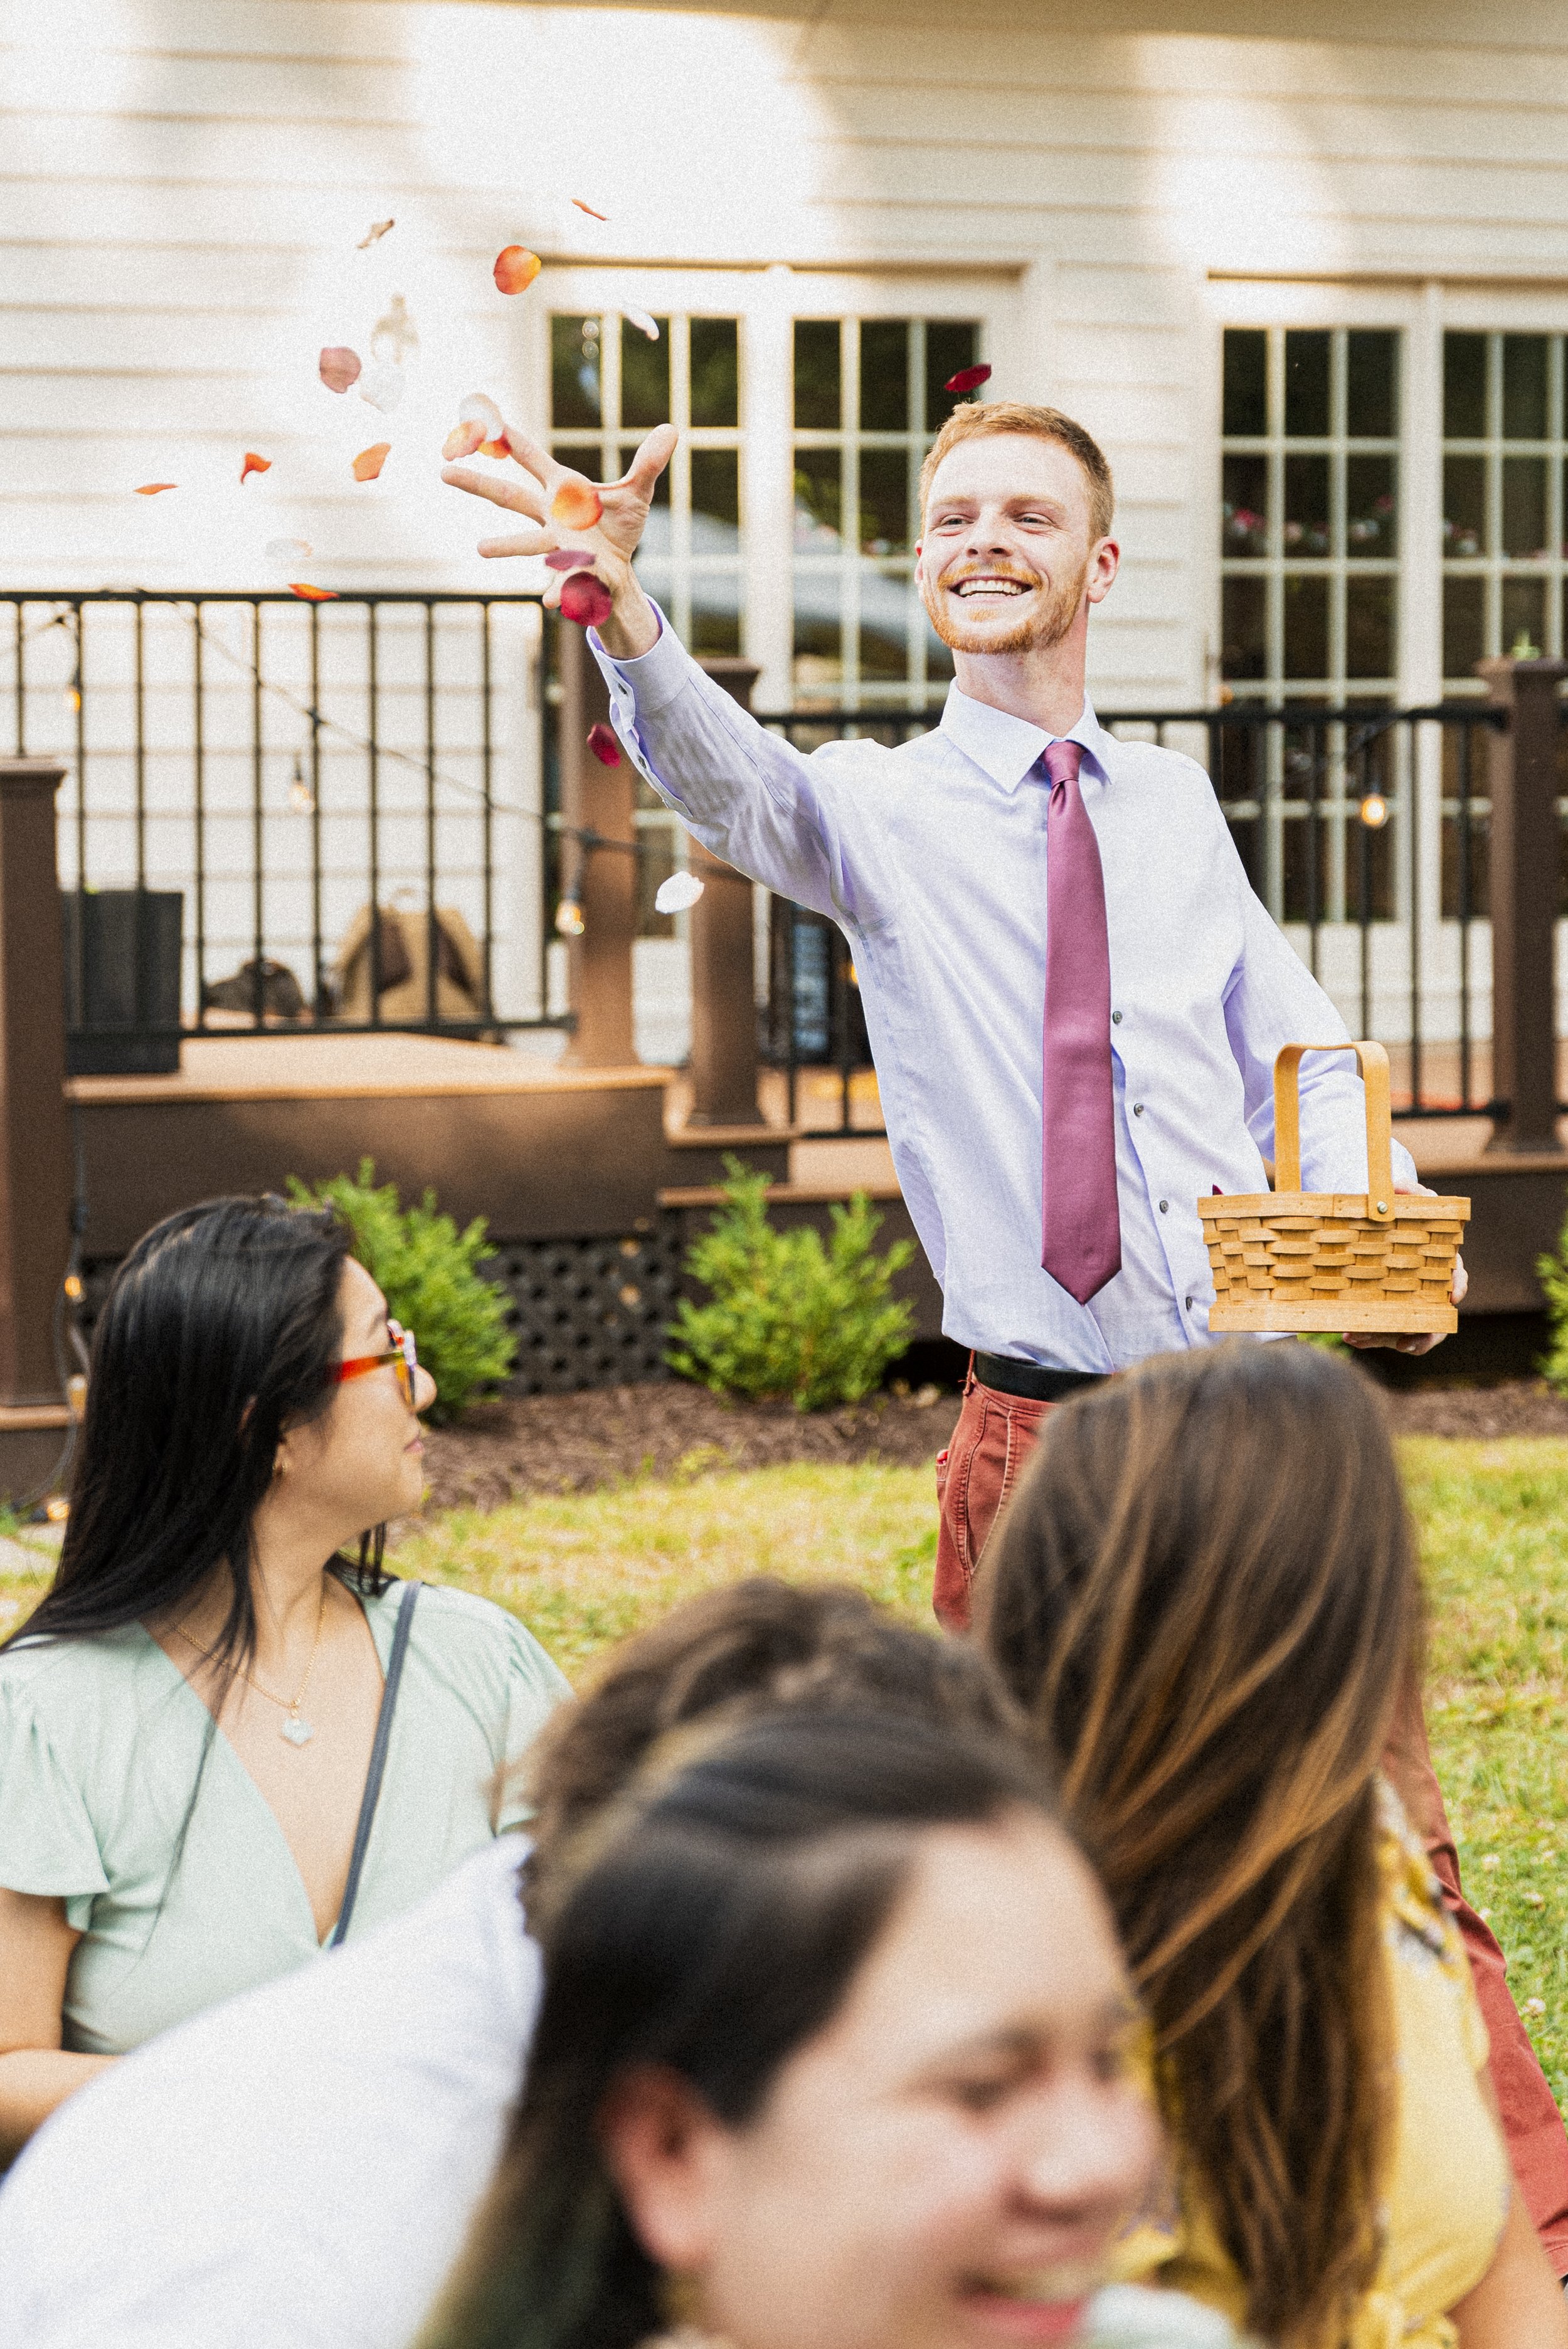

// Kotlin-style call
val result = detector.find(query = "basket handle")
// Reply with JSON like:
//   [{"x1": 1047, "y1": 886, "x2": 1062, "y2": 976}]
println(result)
[{"x1": 1272, "y1": 1041, "x2": 1395, "y2": 1225}]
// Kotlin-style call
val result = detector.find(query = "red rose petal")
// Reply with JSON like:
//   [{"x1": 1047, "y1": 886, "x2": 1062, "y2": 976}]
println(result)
[
  {"x1": 571, "y1": 198, "x2": 608, "y2": 221},
  {"x1": 319, "y1": 346, "x2": 362, "y2": 394},
  {"x1": 290, "y1": 584, "x2": 339, "y2": 602},
  {"x1": 240, "y1": 451, "x2": 272, "y2": 483},
  {"x1": 443, "y1": 421, "x2": 485, "y2": 461},
  {"x1": 544, "y1": 546, "x2": 596, "y2": 571},
  {"x1": 352, "y1": 442, "x2": 391, "y2": 482},
  {"x1": 587, "y1": 721, "x2": 622, "y2": 766},
  {"x1": 559, "y1": 571, "x2": 613, "y2": 628},
  {"x1": 135, "y1": 482, "x2": 177, "y2": 495},
  {"x1": 551, "y1": 480, "x2": 602, "y2": 531},
  {"x1": 493, "y1": 245, "x2": 542, "y2": 295},
  {"x1": 943, "y1": 363, "x2": 992, "y2": 395}
]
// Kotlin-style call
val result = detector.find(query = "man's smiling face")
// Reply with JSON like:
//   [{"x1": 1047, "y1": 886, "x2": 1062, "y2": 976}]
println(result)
[{"x1": 916, "y1": 434, "x2": 1118, "y2": 659}]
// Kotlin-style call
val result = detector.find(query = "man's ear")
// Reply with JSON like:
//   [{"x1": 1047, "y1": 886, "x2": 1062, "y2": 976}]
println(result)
[
  {"x1": 1085, "y1": 536, "x2": 1120, "y2": 607},
  {"x1": 599, "y1": 2063, "x2": 729, "y2": 2274}
]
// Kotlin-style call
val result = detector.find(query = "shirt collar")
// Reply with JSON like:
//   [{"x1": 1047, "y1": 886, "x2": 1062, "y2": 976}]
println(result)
[{"x1": 938, "y1": 682, "x2": 1110, "y2": 795}]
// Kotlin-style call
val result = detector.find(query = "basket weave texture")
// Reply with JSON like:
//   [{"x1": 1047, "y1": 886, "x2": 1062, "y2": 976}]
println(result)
[{"x1": 1197, "y1": 1041, "x2": 1470, "y2": 1336}]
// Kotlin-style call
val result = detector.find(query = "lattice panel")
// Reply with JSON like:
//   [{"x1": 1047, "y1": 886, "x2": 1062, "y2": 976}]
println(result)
[{"x1": 482, "y1": 1219, "x2": 687, "y2": 1395}]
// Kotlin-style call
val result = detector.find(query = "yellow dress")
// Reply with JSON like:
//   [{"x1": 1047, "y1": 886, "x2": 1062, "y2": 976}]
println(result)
[{"x1": 1116, "y1": 1785, "x2": 1512, "y2": 2346}]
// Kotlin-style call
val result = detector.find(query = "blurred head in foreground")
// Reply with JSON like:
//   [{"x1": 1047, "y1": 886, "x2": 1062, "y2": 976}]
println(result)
[
  {"x1": 980, "y1": 1341, "x2": 1421, "y2": 2348},
  {"x1": 423, "y1": 1705, "x2": 1157, "y2": 2349}
]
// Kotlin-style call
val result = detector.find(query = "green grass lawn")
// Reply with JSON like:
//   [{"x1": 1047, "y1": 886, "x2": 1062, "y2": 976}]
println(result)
[{"x1": 3, "y1": 1439, "x2": 1567, "y2": 2101}]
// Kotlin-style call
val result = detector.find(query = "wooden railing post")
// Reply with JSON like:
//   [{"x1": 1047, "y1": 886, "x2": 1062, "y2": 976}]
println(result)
[
  {"x1": 689, "y1": 658, "x2": 765, "y2": 1126},
  {"x1": 0, "y1": 761, "x2": 74, "y2": 1403},
  {"x1": 1477, "y1": 655, "x2": 1568, "y2": 1155},
  {"x1": 557, "y1": 621, "x2": 637, "y2": 1068}
]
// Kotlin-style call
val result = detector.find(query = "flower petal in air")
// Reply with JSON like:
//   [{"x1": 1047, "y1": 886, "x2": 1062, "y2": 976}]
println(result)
[
  {"x1": 586, "y1": 721, "x2": 622, "y2": 767},
  {"x1": 477, "y1": 440, "x2": 509, "y2": 460},
  {"x1": 265, "y1": 537, "x2": 312, "y2": 566},
  {"x1": 571, "y1": 198, "x2": 609, "y2": 221},
  {"x1": 559, "y1": 571, "x2": 613, "y2": 628},
  {"x1": 358, "y1": 219, "x2": 395, "y2": 248},
  {"x1": 240, "y1": 452, "x2": 272, "y2": 483},
  {"x1": 135, "y1": 482, "x2": 177, "y2": 496},
  {"x1": 544, "y1": 547, "x2": 596, "y2": 571},
  {"x1": 943, "y1": 363, "x2": 992, "y2": 395},
  {"x1": 551, "y1": 480, "x2": 603, "y2": 531},
  {"x1": 458, "y1": 393, "x2": 505, "y2": 439},
  {"x1": 619, "y1": 303, "x2": 660, "y2": 342},
  {"x1": 319, "y1": 346, "x2": 362, "y2": 394},
  {"x1": 443, "y1": 421, "x2": 486, "y2": 461},
  {"x1": 358, "y1": 363, "x2": 404, "y2": 414},
  {"x1": 352, "y1": 443, "x2": 391, "y2": 482},
  {"x1": 655, "y1": 871, "x2": 705, "y2": 915},
  {"x1": 494, "y1": 245, "x2": 542, "y2": 295},
  {"x1": 290, "y1": 584, "x2": 339, "y2": 602}
]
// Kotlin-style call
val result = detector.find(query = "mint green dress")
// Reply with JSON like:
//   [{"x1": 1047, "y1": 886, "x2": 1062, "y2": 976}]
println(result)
[{"x1": 0, "y1": 1579, "x2": 569, "y2": 2054}]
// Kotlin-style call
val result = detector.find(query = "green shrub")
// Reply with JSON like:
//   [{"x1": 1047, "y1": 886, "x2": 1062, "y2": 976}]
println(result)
[
  {"x1": 667, "y1": 1156, "x2": 914, "y2": 1411},
  {"x1": 1539, "y1": 1204, "x2": 1568, "y2": 1393},
  {"x1": 288, "y1": 1159, "x2": 514, "y2": 1422}
]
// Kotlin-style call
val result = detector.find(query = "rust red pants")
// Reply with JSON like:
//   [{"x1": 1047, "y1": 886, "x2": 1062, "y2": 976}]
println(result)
[{"x1": 935, "y1": 1369, "x2": 1568, "y2": 2272}]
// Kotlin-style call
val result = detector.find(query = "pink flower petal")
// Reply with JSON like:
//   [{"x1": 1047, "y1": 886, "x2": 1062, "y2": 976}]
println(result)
[
  {"x1": 352, "y1": 442, "x2": 391, "y2": 482},
  {"x1": 494, "y1": 245, "x2": 542, "y2": 295},
  {"x1": 551, "y1": 480, "x2": 603, "y2": 531},
  {"x1": 240, "y1": 451, "x2": 272, "y2": 483},
  {"x1": 587, "y1": 721, "x2": 622, "y2": 766},
  {"x1": 443, "y1": 421, "x2": 486, "y2": 461},
  {"x1": 319, "y1": 346, "x2": 363, "y2": 394},
  {"x1": 943, "y1": 363, "x2": 992, "y2": 395},
  {"x1": 290, "y1": 584, "x2": 339, "y2": 602},
  {"x1": 544, "y1": 546, "x2": 596, "y2": 571},
  {"x1": 559, "y1": 571, "x2": 613, "y2": 628},
  {"x1": 571, "y1": 198, "x2": 608, "y2": 221},
  {"x1": 618, "y1": 302, "x2": 660, "y2": 342},
  {"x1": 135, "y1": 482, "x2": 177, "y2": 495}
]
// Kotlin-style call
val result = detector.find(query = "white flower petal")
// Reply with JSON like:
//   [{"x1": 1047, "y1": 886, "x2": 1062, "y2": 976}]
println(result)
[{"x1": 654, "y1": 871, "x2": 704, "y2": 915}]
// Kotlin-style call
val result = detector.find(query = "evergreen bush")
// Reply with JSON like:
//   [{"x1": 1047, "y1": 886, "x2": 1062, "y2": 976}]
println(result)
[
  {"x1": 288, "y1": 1159, "x2": 514, "y2": 1422},
  {"x1": 667, "y1": 1155, "x2": 914, "y2": 1411},
  {"x1": 1539, "y1": 1204, "x2": 1568, "y2": 1394}
]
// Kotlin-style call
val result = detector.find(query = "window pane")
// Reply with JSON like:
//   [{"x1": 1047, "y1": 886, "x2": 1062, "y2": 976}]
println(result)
[
  {"x1": 620, "y1": 444, "x2": 670, "y2": 509},
  {"x1": 690, "y1": 318, "x2": 739, "y2": 428},
  {"x1": 860, "y1": 321, "x2": 909, "y2": 432},
  {"x1": 1444, "y1": 332, "x2": 1487, "y2": 438},
  {"x1": 925, "y1": 615, "x2": 955, "y2": 682},
  {"x1": 1222, "y1": 329, "x2": 1267, "y2": 437},
  {"x1": 926, "y1": 323, "x2": 979, "y2": 431},
  {"x1": 691, "y1": 448, "x2": 739, "y2": 530},
  {"x1": 1347, "y1": 454, "x2": 1397, "y2": 557},
  {"x1": 794, "y1": 578, "x2": 843, "y2": 688},
  {"x1": 859, "y1": 449, "x2": 909, "y2": 554},
  {"x1": 1222, "y1": 453, "x2": 1268, "y2": 555},
  {"x1": 1221, "y1": 576, "x2": 1267, "y2": 680},
  {"x1": 1443, "y1": 455, "x2": 1486, "y2": 558},
  {"x1": 1502, "y1": 574, "x2": 1547, "y2": 657},
  {"x1": 1503, "y1": 334, "x2": 1550, "y2": 440},
  {"x1": 860, "y1": 576, "x2": 911, "y2": 679},
  {"x1": 1284, "y1": 331, "x2": 1330, "y2": 438},
  {"x1": 621, "y1": 318, "x2": 670, "y2": 429},
  {"x1": 551, "y1": 315, "x2": 601, "y2": 430},
  {"x1": 1502, "y1": 455, "x2": 1549, "y2": 558},
  {"x1": 1443, "y1": 575, "x2": 1485, "y2": 678},
  {"x1": 794, "y1": 451, "x2": 842, "y2": 547},
  {"x1": 1284, "y1": 454, "x2": 1330, "y2": 556},
  {"x1": 1345, "y1": 576, "x2": 1395, "y2": 677},
  {"x1": 1283, "y1": 574, "x2": 1329, "y2": 677},
  {"x1": 794, "y1": 321, "x2": 841, "y2": 429},
  {"x1": 554, "y1": 443, "x2": 601, "y2": 482},
  {"x1": 1347, "y1": 331, "x2": 1397, "y2": 438},
  {"x1": 692, "y1": 586, "x2": 743, "y2": 659}
]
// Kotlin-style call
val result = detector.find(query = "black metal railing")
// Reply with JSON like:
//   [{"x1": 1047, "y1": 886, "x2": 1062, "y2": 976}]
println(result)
[
  {"x1": 755, "y1": 699, "x2": 1541, "y2": 1133},
  {"x1": 3, "y1": 590, "x2": 558, "y2": 1069}
]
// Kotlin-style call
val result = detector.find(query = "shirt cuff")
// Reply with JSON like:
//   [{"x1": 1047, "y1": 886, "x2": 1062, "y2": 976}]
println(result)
[{"x1": 588, "y1": 602, "x2": 694, "y2": 718}]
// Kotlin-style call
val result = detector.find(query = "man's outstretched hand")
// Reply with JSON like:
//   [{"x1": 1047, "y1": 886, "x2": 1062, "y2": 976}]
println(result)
[
  {"x1": 1342, "y1": 1180, "x2": 1468, "y2": 1357},
  {"x1": 441, "y1": 420, "x2": 677, "y2": 660}
]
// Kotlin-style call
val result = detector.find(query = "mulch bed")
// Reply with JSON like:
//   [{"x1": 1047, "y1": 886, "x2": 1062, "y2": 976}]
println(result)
[{"x1": 418, "y1": 1374, "x2": 1568, "y2": 1516}]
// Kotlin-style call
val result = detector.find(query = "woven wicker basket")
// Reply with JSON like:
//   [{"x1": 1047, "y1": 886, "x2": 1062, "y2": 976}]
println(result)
[{"x1": 1198, "y1": 1041, "x2": 1470, "y2": 1335}]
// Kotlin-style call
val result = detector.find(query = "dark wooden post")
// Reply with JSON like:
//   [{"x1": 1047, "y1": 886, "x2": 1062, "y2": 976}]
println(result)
[
  {"x1": 558, "y1": 622, "x2": 637, "y2": 1068},
  {"x1": 0, "y1": 762, "x2": 75, "y2": 1403},
  {"x1": 1478, "y1": 655, "x2": 1568, "y2": 1155},
  {"x1": 688, "y1": 659, "x2": 765, "y2": 1126}
]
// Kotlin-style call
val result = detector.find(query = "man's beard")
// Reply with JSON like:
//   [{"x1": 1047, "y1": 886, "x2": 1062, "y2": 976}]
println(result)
[{"x1": 921, "y1": 556, "x2": 1089, "y2": 656}]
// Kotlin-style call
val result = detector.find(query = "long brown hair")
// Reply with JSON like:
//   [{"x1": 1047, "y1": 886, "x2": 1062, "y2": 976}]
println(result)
[{"x1": 977, "y1": 1341, "x2": 1421, "y2": 2346}]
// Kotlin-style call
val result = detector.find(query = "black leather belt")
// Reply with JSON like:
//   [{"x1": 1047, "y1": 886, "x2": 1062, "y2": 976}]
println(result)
[{"x1": 973, "y1": 1353, "x2": 1107, "y2": 1404}]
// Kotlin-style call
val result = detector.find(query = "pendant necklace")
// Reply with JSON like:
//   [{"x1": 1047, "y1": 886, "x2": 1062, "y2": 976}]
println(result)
[{"x1": 172, "y1": 1581, "x2": 327, "y2": 1746}]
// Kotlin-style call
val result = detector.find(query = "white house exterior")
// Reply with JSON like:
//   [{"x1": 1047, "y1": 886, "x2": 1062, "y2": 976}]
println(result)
[{"x1": 4, "y1": 0, "x2": 1568, "y2": 1070}]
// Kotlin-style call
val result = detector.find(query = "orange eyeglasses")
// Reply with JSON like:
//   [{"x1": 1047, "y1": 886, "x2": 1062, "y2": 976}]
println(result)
[{"x1": 332, "y1": 1318, "x2": 418, "y2": 1406}]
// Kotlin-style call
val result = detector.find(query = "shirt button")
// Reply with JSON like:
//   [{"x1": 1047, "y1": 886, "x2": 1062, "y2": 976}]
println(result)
[
  {"x1": 1111, "y1": 1010, "x2": 1123, "y2": 1024},
  {"x1": 1159, "y1": 1199, "x2": 1168, "y2": 1212},
  {"x1": 1185, "y1": 1296, "x2": 1194, "y2": 1309},
  {"x1": 1133, "y1": 1101, "x2": 1144, "y2": 1116}
]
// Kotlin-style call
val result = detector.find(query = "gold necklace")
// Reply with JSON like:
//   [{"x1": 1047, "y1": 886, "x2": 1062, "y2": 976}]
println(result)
[{"x1": 172, "y1": 1581, "x2": 327, "y2": 1747}]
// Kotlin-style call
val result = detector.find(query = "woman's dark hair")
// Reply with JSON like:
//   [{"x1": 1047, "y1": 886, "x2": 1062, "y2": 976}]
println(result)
[
  {"x1": 420, "y1": 1709, "x2": 1067, "y2": 2349},
  {"x1": 3, "y1": 1194, "x2": 389, "y2": 1680},
  {"x1": 977, "y1": 1341, "x2": 1420, "y2": 2349}
]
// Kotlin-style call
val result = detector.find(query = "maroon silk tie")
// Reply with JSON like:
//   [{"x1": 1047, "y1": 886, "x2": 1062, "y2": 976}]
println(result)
[{"x1": 1040, "y1": 740, "x2": 1121, "y2": 1303}]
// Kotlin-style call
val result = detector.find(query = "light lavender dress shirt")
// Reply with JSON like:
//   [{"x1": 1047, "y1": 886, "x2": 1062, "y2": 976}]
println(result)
[{"x1": 592, "y1": 618, "x2": 1416, "y2": 1373}]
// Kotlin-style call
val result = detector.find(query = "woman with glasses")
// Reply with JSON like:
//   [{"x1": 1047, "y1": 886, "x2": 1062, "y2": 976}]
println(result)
[{"x1": 0, "y1": 1194, "x2": 568, "y2": 2163}]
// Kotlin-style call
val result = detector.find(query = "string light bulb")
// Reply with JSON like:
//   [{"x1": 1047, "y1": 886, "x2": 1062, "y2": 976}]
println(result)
[
  {"x1": 554, "y1": 896, "x2": 585, "y2": 937},
  {"x1": 1359, "y1": 793, "x2": 1389, "y2": 829}
]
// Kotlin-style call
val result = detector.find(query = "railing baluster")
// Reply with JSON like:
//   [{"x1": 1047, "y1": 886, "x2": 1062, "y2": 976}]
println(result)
[
  {"x1": 481, "y1": 600, "x2": 495, "y2": 1024},
  {"x1": 193, "y1": 602, "x2": 206, "y2": 1031},
  {"x1": 12, "y1": 603, "x2": 22, "y2": 758},
  {"x1": 309, "y1": 603, "x2": 324, "y2": 1019},
  {"x1": 251, "y1": 600, "x2": 265, "y2": 1029},
  {"x1": 1458, "y1": 717, "x2": 1474, "y2": 1113},
  {"x1": 368, "y1": 601, "x2": 381, "y2": 1029},
  {"x1": 425, "y1": 600, "x2": 438, "y2": 1031}
]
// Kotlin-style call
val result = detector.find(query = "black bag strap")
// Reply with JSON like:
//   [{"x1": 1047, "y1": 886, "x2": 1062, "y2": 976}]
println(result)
[{"x1": 329, "y1": 1579, "x2": 420, "y2": 1949}]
